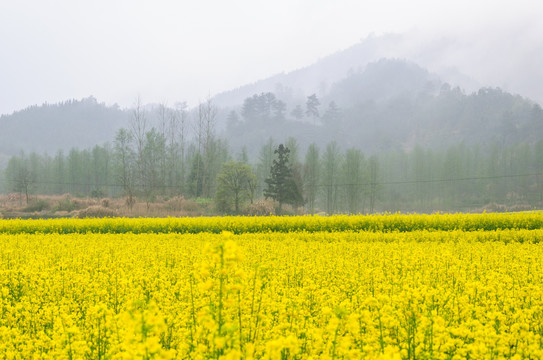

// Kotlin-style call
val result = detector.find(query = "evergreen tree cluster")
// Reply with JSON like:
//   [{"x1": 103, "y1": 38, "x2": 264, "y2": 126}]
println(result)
[{"x1": 264, "y1": 144, "x2": 303, "y2": 210}]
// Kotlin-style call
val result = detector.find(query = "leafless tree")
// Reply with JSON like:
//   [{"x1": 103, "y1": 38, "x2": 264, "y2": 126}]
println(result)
[
  {"x1": 202, "y1": 96, "x2": 217, "y2": 197},
  {"x1": 157, "y1": 102, "x2": 168, "y2": 189},
  {"x1": 129, "y1": 95, "x2": 147, "y2": 189}
]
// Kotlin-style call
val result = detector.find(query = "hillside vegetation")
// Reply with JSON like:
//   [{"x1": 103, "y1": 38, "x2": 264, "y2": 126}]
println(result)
[{"x1": 1, "y1": 59, "x2": 543, "y2": 214}]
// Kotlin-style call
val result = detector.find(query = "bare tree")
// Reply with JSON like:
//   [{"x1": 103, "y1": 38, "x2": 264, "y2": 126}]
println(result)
[
  {"x1": 177, "y1": 102, "x2": 189, "y2": 194},
  {"x1": 157, "y1": 103, "x2": 168, "y2": 189},
  {"x1": 129, "y1": 95, "x2": 147, "y2": 190},
  {"x1": 114, "y1": 129, "x2": 136, "y2": 209},
  {"x1": 191, "y1": 96, "x2": 217, "y2": 198},
  {"x1": 190, "y1": 102, "x2": 206, "y2": 197},
  {"x1": 4, "y1": 153, "x2": 35, "y2": 204},
  {"x1": 202, "y1": 96, "x2": 217, "y2": 197},
  {"x1": 167, "y1": 102, "x2": 188, "y2": 194}
]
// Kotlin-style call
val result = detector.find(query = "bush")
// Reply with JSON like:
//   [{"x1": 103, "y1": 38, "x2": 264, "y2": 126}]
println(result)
[
  {"x1": 91, "y1": 188, "x2": 105, "y2": 199},
  {"x1": 165, "y1": 196, "x2": 186, "y2": 211},
  {"x1": 101, "y1": 198, "x2": 111, "y2": 208},
  {"x1": 246, "y1": 199, "x2": 276, "y2": 216},
  {"x1": 23, "y1": 200, "x2": 50, "y2": 212},
  {"x1": 75, "y1": 206, "x2": 118, "y2": 218},
  {"x1": 182, "y1": 199, "x2": 201, "y2": 213},
  {"x1": 54, "y1": 195, "x2": 82, "y2": 212}
]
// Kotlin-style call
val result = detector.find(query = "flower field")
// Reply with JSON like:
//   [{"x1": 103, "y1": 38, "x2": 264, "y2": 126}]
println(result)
[{"x1": 1, "y1": 213, "x2": 543, "y2": 359}]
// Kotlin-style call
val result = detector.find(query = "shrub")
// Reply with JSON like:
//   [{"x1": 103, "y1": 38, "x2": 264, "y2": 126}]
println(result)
[
  {"x1": 75, "y1": 206, "x2": 118, "y2": 218},
  {"x1": 182, "y1": 199, "x2": 201, "y2": 213},
  {"x1": 165, "y1": 196, "x2": 185, "y2": 211},
  {"x1": 54, "y1": 195, "x2": 84, "y2": 212},
  {"x1": 101, "y1": 198, "x2": 111, "y2": 208},
  {"x1": 246, "y1": 199, "x2": 276, "y2": 216},
  {"x1": 22, "y1": 200, "x2": 50, "y2": 212}
]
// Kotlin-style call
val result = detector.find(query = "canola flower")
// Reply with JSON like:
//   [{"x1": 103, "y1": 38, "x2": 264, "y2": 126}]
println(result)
[
  {"x1": 0, "y1": 214, "x2": 543, "y2": 358},
  {"x1": 1, "y1": 211, "x2": 543, "y2": 235}
]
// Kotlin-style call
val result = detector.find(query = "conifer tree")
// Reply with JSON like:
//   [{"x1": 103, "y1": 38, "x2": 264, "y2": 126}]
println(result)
[{"x1": 264, "y1": 144, "x2": 303, "y2": 210}]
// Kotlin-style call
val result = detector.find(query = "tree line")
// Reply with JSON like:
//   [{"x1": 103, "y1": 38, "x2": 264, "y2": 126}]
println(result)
[
  {"x1": 2, "y1": 93, "x2": 543, "y2": 214},
  {"x1": 2, "y1": 137, "x2": 543, "y2": 214}
]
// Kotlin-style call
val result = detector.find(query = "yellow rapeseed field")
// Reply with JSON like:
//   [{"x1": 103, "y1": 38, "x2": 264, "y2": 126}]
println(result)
[{"x1": 1, "y1": 213, "x2": 543, "y2": 359}]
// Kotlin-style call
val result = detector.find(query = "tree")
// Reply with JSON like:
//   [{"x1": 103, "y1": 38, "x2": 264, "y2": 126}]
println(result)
[
  {"x1": 141, "y1": 128, "x2": 166, "y2": 208},
  {"x1": 290, "y1": 105, "x2": 304, "y2": 120},
  {"x1": 285, "y1": 137, "x2": 304, "y2": 208},
  {"x1": 173, "y1": 102, "x2": 188, "y2": 195},
  {"x1": 237, "y1": 147, "x2": 249, "y2": 164},
  {"x1": 192, "y1": 101, "x2": 206, "y2": 197},
  {"x1": 535, "y1": 140, "x2": 543, "y2": 203},
  {"x1": 241, "y1": 92, "x2": 284, "y2": 123},
  {"x1": 202, "y1": 97, "x2": 218, "y2": 197},
  {"x1": 322, "y1": 142, "x2": 342, "y2": 214},
  {"x1": 305, "y1": 94, "x2": 320, "y2": 119},
  {"x1": 53, "y1": 150, "x2": 66, "y2": 194},
  {"x1": 156, "y1": 103, "x2": 168, "y2": 190},
  {"x1": 91, "y1": 144, "x2": 111, "y2": 197},
  {"x1": 215, "y1": 162, "x2": 257, "y2": 214},
  {"x1": 368, "y1": 155, "x2": 380, "y2": 213},
  {"x1": 342, "y1": 148, "x2": 366, "y2": 214},
  {"x1": 284, "y1": 137, "x2": 298, "y2": 163},
  {"x1": 226, "y1": 110, "x2": 240, "y2": 129},
  {"x1": 193, "y1": 96, "x2": 218, "y2": 198},
  {"x1": 264, "y1": 144, "x2": 303, "y2": 210},
  {"x1": 322, "y1": 101, "x2": 341, "y2": 125},
  {"x1": 272, "y1": 99, "x2": 287, "y2": 121},
  {"x1": 67, "y1": 149, "x2": 83, "y2": 195},
  {"x1": 411, "y1": 145, "x2": 428, "y2": 208},
  {"x1": 4, "y1": 153, "x2": 35, "y2": 204},
  {"x1": 114, "y1": 128, "x2": 136, "y2": 209},
  {"x1": 129, "y1": 96, "x2": 147, "y2": 191},
  {"x1": 257, "y1": 138, "x2": 275, "y2": 196},
  {"x1": 188, "y1": 151, "x2": 204, "y2": 198},
  {"x1": 303, "y1": 143, "x2": 320, "y2": 214}
]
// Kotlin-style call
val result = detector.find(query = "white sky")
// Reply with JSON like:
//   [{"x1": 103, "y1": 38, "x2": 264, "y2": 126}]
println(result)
[{"x1": 0, "y1": 0, "x2": 541, "y2": 115}]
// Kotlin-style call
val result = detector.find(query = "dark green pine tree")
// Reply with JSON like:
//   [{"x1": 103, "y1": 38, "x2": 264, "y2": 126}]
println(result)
[{"x1": 264, "y1": 144, "x2": 303, "y2": 211}]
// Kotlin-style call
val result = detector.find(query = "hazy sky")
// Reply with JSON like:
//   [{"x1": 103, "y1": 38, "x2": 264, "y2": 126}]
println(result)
[{"x1": 1, "y1": 0, "x2": 541, "y2": 115}]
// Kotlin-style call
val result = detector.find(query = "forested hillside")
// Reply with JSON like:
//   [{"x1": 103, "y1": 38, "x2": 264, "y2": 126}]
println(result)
[
  {"x1": 224, "y1": 59, "x2": 543, "y2": 155},
  {"x1": 0, "y1": 97, "x2": 129, "y2": 159},
  {"x1": 1, "y1": 58, "x2": 543, "y2": 215},
  {"x1": 2, "y1": 59, "x2": 542, "y2": 162}
]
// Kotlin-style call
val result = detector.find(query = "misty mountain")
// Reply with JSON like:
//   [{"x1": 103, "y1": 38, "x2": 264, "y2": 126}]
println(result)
[
  {"x1": 1, "y1": 56, "x2": 542, "y2": 171},
  {"x1": 0, "y1": 97, "x2": 129, "y2": 159},
  {"x1": 211, "y1": 33, "x2": 477, "y2": 110},
  {"x1": 322, "y1": 59, "x2": 543, "y2": 150},
  {"x1": 212, "y1": 31, "x2": 543, "y2": 110},
  {"x1": 224, "y1": 59, "x2": 543, "y2": 156}
]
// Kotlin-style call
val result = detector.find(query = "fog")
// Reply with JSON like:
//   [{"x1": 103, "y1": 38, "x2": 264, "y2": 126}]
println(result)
[{"x1": 1, "y1": 0, "x2": 542, "y2": 116}]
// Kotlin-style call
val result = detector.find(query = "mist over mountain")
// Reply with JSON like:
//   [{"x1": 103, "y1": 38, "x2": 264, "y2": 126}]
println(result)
[
  {"x1": 212, "y1": 34, "x2": 459, "y2": 109},
  {"x1": 2, "y1": 32, "x2": 543, "y2": 169},
  {"x1": 0, "y1": 97, "x2": 129, "y2": 158},
  {"x1": 2, "y1": 51, "x2": 543, "y2": 214},
  {"x1": 223, "y1": 58, "x2": 543, "y2": 157},
  {"x1": 212, "y1": 30, "x2": 543, "y2": 109}
]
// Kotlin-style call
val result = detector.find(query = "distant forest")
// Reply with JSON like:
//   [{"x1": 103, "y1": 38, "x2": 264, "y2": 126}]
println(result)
[
  {"x1": 2, "y1": 118, "x2": 543, "y2": 213},
  {"x1": 1, "y1": 59, "x2": 543, "y2": 213}
]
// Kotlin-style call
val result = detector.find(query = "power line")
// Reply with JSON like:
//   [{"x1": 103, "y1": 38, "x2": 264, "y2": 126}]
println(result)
[
  {"x1": 378, "y1": 172, "x2": 543, "y2": 186},
  {"x1": 2, "y1": 172, "x2": 543, "y2": 190}
]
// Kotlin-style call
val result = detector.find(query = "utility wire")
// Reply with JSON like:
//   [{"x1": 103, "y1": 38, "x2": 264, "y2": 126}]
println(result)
[{"x1": 2, "y1": 172, "x2": 542, "y2": 190}]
